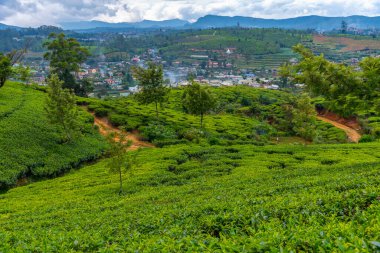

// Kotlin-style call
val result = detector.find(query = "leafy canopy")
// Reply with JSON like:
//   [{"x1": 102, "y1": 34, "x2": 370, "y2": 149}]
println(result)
[
  {"x1": 43, "y1": 33, "x2": 90, "y2": 95},
  {"x1": 182, "y1": 82, "x2": 216, "y2": 128},
  {"x1": 132, "y1": 62, "x2": 169, "y2": 118},
  {"x1": 0, "y1": 53, "x2": 12, "y2": 89},
  {"x1": 281, "y1": 44, "x2": 380, "y2": 117},
  {"x1": 45, "y1": 74, "x2": 79, "y2": 142}
]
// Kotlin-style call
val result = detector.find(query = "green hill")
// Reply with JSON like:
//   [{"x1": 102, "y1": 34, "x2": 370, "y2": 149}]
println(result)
[
  {"x1": 80, "y1": 86, "x2": 347, "y2": 146},
  {"x1": 2, "y1": 82, "x2": 378, "y2": 252},
  {"x1": 0, "y1": 82, "x2": 108, "y2": 188},
  {"x1": 1, "y1": 143, "x2": 379, "y2": 251}
]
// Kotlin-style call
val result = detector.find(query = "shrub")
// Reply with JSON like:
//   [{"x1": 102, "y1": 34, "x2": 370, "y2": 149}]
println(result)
[
  {"x1": 94, "y1": 107, "x2": 109, "y2": 117},
  {"x1": 181, "y1": 128, "x2": 204, "y2": 142},
  {"x1": 359, "y1": 134, "x2": 376, "y2": 143},
  {"x1": 140, "y1": 123, "x2": 177, "y2": 141}
]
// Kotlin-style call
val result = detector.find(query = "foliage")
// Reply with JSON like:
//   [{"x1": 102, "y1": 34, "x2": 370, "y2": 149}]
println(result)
[
  {"x1": 140, "y1": 123, "x2": 177, "y2": 142},
  {"x1": 0, "y1": 142, "x2": 380, "y2": 251},
  {"x1": 80, "y1": 86, "x2": 347, "y2": 145},
  {"x1": 12, "y1": 64, "x2": 31, "y2": 84},
  {"x1": 0, "y1": 82, "x2": 108, "y2": 188},
  {"x1": 281, "y1": 44, "x2": 380, "y2": 118},
  {"x1": 182, "y1": 82, "x2": 216, "y2": 128},
  {"x1": 106, "y1": 134, "x2": 135, "y2": 195},
  {"x1": 43, "y1": 33, "x2": 90, "y2": 95},
  {"x1": 76, "y1": 78, "x2": 94, "y2": 97},
  {"x1": 290, "y1": 94, "x2": 317, "y2": 141},
  {"x1": 45, "y1": 74, "x2": 79, "y2": 142},
  {"x1": 132, "y1": 62, "x2": 169, "y2": 118},
  {"x1": 0, "y1": 53, "x2": 12, "y2": 88}
]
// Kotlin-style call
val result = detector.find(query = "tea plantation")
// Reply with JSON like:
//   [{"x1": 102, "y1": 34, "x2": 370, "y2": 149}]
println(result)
[
  {"x1": 79, "y1": 86, "x2": 346, "y2": 146},
  {"x1": 1, "y1": 82, "x2": 378, "y2": 252},
  {"x1": 0, "y1": 82, "x2": 108, "y2": 188},
  {"x1": 0, "y1": 143, "x2": 379, "y2": 251}
]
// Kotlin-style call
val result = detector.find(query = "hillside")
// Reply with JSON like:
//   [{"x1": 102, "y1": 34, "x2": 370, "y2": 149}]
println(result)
[
  {"x1": 1, "y1": 143, "x2": 380, "y2": 251},
  {"x1": 79, "y1": 86, "x2": 347, "y2": 146},
  {"x1": 190, "y1": 15, "x2": 380, "y2": 30},
  {"x1": 58, "y1": 15, "x2": 380, "y2": 32},
  {"x1": 0, "y1": 82, "x2": 108, "y2": 188}
]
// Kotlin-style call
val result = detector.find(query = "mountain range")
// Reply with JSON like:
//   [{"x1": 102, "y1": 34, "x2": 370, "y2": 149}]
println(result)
[
  {"x1": 0, "y1": 23, "x2": 20, "y2": 30},
  {"x1": 2, "y1": 15, "x2": 380, "y2": 32}
]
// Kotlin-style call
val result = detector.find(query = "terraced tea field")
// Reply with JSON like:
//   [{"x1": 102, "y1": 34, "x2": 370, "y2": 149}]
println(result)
[
  {"x1": 0, "y1": 143, "x2": 379, "y2": 251},
  {"x1": 313, "y1": 35, "x2": 380, "y2": 52}
]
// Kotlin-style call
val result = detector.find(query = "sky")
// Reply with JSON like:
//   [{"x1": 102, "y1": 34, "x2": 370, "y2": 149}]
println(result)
[{"x1": 1, "y1": 0, "x2": 380, "y2": 27}]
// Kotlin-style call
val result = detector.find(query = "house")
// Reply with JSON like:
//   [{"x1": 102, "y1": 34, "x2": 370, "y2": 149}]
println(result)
[{"x1": 268, "y1": 84, "x2": 279, "y2": 90}]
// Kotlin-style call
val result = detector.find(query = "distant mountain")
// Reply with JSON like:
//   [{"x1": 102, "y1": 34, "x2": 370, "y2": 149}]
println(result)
[
  {"x1": 0, "y1": 23, "x2": 21, "y2": 30},
  {"x1": 61, "y1": 15, "x2": 380, "y2": 33},
  {"x1": 61, "y1": 19, "x2": 189, "y2": 31},
  {"x1": 11, "y1": 15, "x2": 377, "y2": 32},
  {"x1": 189, "y1": 15, "x2": 380, "y2": 30}
]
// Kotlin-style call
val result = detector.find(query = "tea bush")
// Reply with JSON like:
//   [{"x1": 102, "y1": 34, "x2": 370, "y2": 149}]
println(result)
[
  {"x1": 0, "y1": 82, "x2": 108, "y2": 188},
  {"x1": 79, "y1": 86, "x2": 347, "y2": 145},
  {"x1": 0, "y1": 142, "x2": 379, "y2": 251}
]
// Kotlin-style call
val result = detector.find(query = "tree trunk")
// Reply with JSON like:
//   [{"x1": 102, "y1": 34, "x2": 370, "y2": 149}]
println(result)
[
  {"x1": 155, "y1": 102, "x2": 159, "y2": 119},
  {"x1": 119, "y1": 169, "x2": 123, "y2": 195},
  {"x1": 0, "y1": 78, "x2": 5, "y2": 88}
]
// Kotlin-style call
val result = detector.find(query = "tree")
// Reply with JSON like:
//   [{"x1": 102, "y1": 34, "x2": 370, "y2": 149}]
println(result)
[
  {"x1": 43, "y1": 33, "x2": 90, "y2": 95},
  {"x1": 280, "y1": 44, "x2": 362, "y2": 117},
  {"x1": 106, "y1": 134, "x2": 138, "y2": 195},
  {"x1": 182, "y1": 82, "x2": 216, "y2": 129},
  {"x1": 13, "y1": 65, "x2": 31, "y2": 84},
  {"x1": 76, "y1": 78, "x2": 94, "y2": 97},
  {"x1": 0, "y1": 53, "x2": 12, "y2": 88},
  {"x1": 290, "y1": 94, "x2": 317, "y2": 141},
  {"x1": 132, "y1": 62, "x2": 169, "y2": 118},
  {"x1": 341, "y1": 21, "x2": 348, "y2": 34},
  {"x1": 45, "y1": 74, "x2": 79, "y2": 142}
]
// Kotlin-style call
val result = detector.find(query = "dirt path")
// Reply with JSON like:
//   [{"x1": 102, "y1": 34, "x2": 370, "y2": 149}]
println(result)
[
  {"x1": 317, "y1": 115, "x2": 362, "y2": 143},
  {"x1": 91, "y1": 114, "x2": 154, "y2": 150}
]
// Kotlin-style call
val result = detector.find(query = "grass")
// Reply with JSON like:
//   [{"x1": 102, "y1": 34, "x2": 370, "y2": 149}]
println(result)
[
  {"x1": 0, "y1": 142, "x2": 379, "y2": 251},
  {"x1": 0, "y1": 82, "x2": 108, "y2": 188}
]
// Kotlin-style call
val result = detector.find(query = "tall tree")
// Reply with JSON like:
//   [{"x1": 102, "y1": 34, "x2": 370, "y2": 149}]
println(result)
[
  {"x1": 132, "y1": 62, "x2": 169, "y2": 118},
  {"x1": 280, "y1": 44, "x2": 362, "y2": 117},
  {"x1": 45, "y1": 74, "x2": 79, "y2": 142},
  {"x1": 182, "y1": 82, "x2": 216, "y2": 129},
  {"x1": 0, "y1": 53, "x2": 12, "y2": 88},
  {"x1": 43, "y1": 33, "x2": 90, "y2": 95}
]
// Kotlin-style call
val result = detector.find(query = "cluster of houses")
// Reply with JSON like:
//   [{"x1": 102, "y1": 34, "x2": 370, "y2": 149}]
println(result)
[
  {"x1": 176, "y1": 76, "x2": 280, "y2": 90},
  {"x1": 23, "y1": 46, "x2": 289, "y2": 98}
]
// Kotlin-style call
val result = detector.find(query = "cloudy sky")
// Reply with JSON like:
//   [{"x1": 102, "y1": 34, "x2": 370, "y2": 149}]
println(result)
[{"x1": 1, "y1": 0, "x2": 380, "y2": 27}]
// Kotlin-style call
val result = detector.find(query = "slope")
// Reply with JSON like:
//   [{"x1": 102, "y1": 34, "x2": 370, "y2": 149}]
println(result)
[
  {"x1": 0, "y1": 143, "x2": 380, "y2": 251},
  {"x1": 91, "y1": 112, "x2": 154, "y2": 150},
  {"x1": 317, "y1": 115, "x2": 362, "y2": 143},
  {"x1": 0, "y1": 82, "x2": 108, "y2": 188}
]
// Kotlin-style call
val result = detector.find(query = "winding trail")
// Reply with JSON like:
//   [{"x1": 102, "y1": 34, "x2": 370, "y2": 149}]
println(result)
[
  {"x1": 90, "y1": 112, "x2": 154, "y2": 150},
  {"x1": 317, "y1": 115, "x2": 362, "y2": 143}
]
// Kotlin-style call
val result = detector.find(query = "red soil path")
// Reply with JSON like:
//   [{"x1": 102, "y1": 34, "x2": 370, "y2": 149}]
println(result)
[
  {"x1": 317, "y1": 112, "x2": 362, "y2": 143},
  {"x1": 87, "y1": 111, "x2": 154, "y2": 150}
]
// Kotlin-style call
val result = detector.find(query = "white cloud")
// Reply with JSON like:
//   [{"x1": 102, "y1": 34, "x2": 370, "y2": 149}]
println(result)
[{"x1": 1, "y1": 0, "x2": 380, "y2": 27}]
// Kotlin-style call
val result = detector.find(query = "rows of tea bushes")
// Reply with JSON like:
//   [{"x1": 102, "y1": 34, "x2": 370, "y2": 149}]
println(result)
[
  {"x1": 0, "y1": 82, "x2": 108, "y2": 188},
  {"x1": 79, "y1": 86, "x2": 347, "y2": 146},
  {"x1": 1, "y1": 142, "x2": 379, "y2": 251}
]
